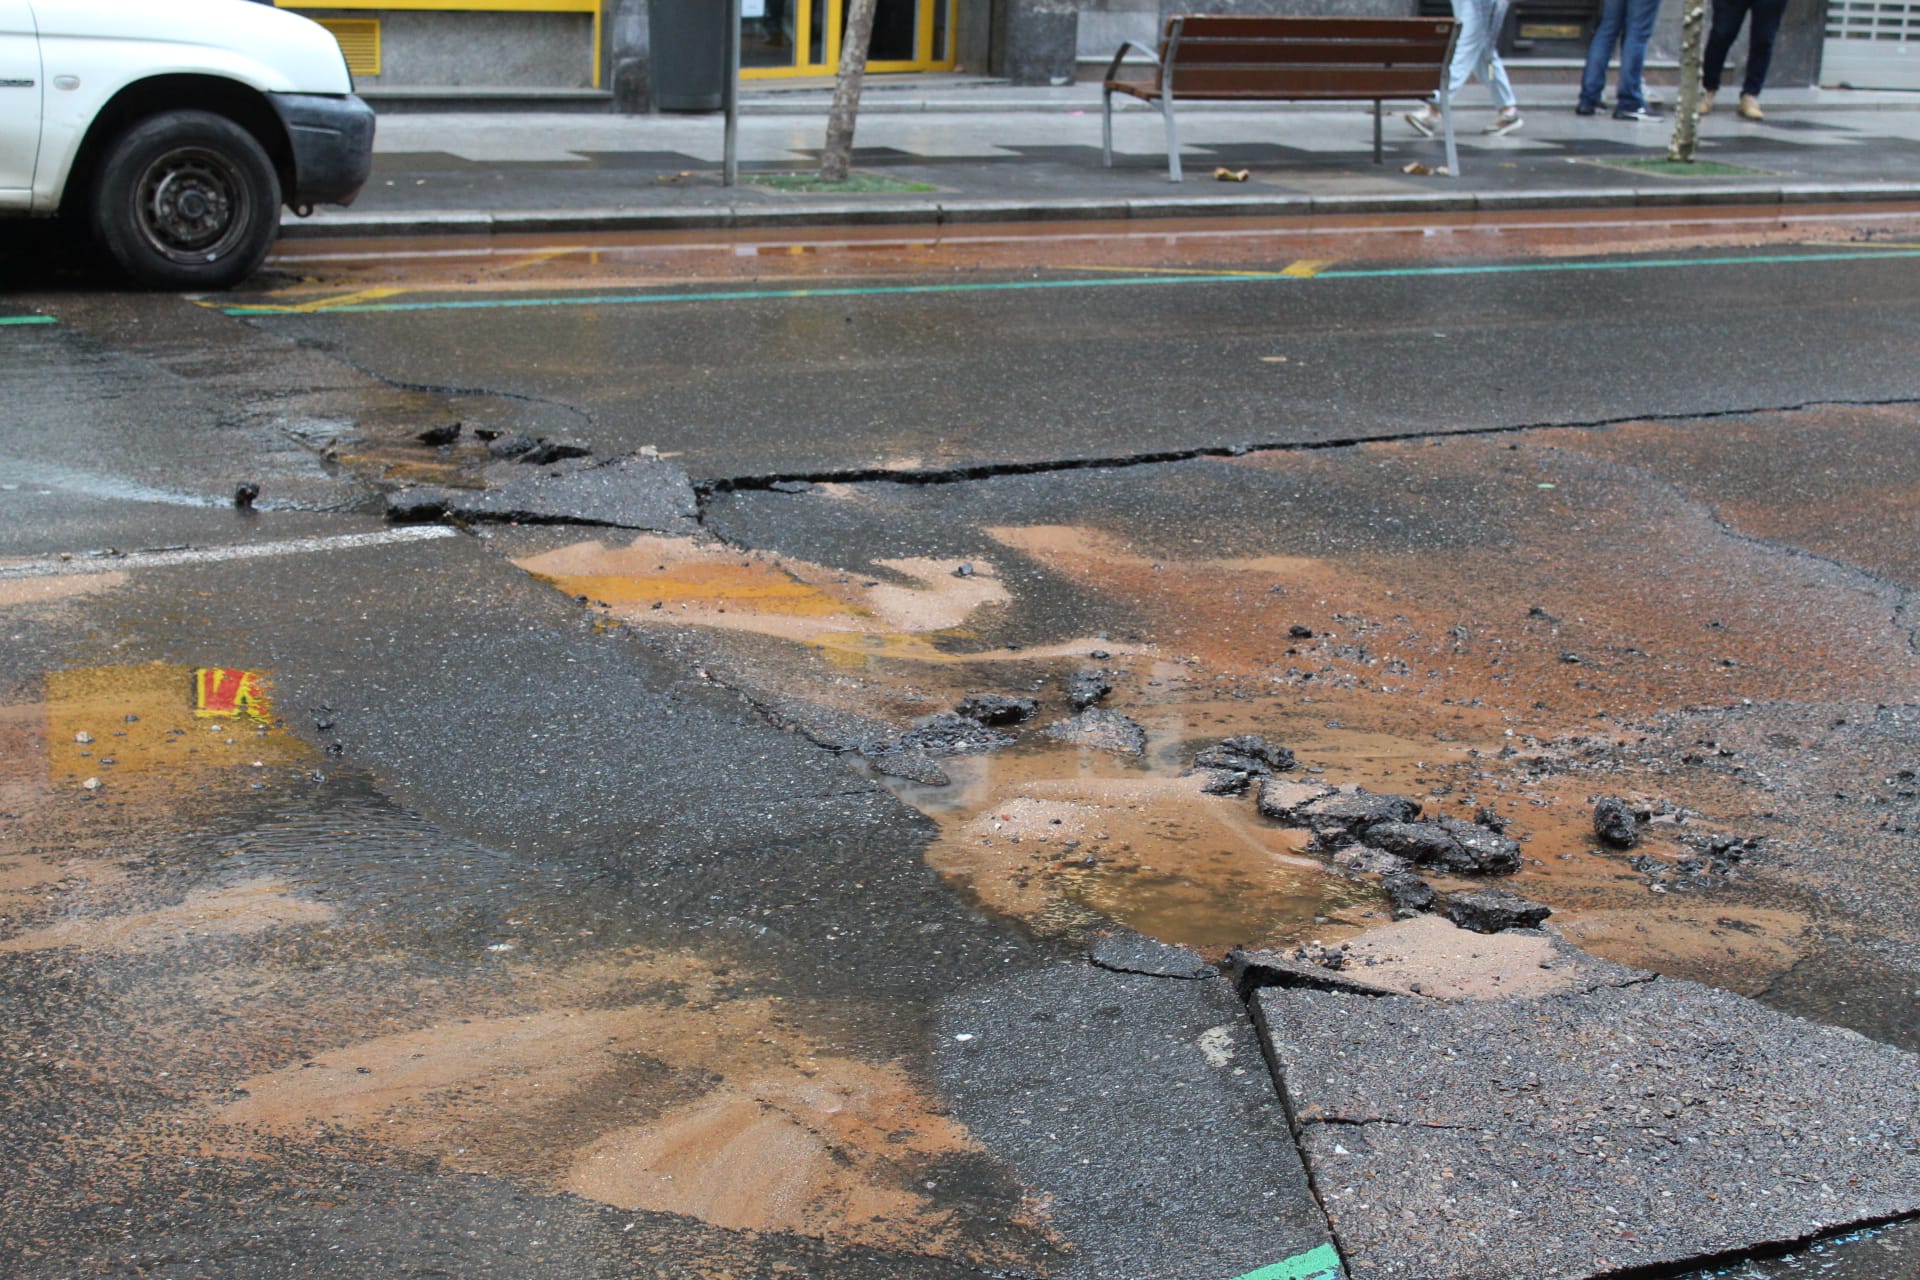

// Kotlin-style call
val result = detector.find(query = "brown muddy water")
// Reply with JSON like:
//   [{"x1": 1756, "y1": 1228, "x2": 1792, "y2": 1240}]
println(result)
[
  {"x1": 505, "y1": 488, "x2": 1889, "y2": 1010},
  {"x1": 503, "y1": 484, "x2": 1920, "y2": 1276},
  {"x1": 256, "y1": 204, "x2": 1920, "y2": 303}
]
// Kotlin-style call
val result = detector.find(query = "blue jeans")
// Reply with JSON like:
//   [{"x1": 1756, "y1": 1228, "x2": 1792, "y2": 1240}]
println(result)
[
  {"x1": 1437, "y1": 0, "x2": 1517, "y2": 110},
  {"x1": 1579, "y1": 0, "x2": 1662, "y2": 113}
]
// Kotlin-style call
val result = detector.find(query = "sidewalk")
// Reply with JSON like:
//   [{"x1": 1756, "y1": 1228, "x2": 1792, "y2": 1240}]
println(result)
[{"x1": 295, "y1": 78, "x2": 1920, "y2": 238}]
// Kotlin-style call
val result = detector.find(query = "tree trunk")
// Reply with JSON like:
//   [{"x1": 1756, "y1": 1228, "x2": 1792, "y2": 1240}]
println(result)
[
  {"x1": 1667, "y1": 0, "x2": 1708, "y2": 162},
  {"x1": 821, "y1": 0, "x2": 880, "y2": 182}
]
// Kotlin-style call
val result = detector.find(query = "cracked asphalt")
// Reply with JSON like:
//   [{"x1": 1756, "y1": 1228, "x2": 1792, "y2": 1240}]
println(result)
[{"x1": 3, "y1": 206, "x2": 1920, "y2": 1280}]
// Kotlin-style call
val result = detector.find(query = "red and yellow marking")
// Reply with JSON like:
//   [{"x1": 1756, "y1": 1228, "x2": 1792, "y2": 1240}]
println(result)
[{"x1": 194, "y1": 668, "x2": 271, "y2": 720}]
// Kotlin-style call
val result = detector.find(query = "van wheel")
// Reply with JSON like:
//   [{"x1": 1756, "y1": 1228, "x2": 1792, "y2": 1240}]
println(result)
[{"x1": 91, "y1": 110, "x2": 281, "y2": 290}]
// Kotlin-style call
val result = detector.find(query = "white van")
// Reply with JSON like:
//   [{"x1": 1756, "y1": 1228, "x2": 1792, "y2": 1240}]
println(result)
[{"x1": 1, "y1": 0, "x2": 374, "y2": 288}]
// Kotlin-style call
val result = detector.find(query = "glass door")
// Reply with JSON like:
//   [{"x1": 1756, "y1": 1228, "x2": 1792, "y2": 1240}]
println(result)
[{"x1": 740, "y1": 0, "x2": 954, "y2": 78}]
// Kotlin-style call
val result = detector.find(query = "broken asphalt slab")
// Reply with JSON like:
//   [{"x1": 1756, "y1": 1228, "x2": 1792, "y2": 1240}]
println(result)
[
  {"x1": 937, "y1": 960, "x2": 1342, "y2": 1280},
  {"x1": 386, "y1": 451, "x2": 698, "y2": 532},
  {"x1": 1253, "y1": 974, "x2": 1920, "y2": 1280},
  {"x1": 1090, "y1": 929, "x2": 1220, "y2": 981}
]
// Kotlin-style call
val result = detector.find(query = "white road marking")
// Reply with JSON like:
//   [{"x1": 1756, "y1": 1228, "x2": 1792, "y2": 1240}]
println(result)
[{"x1": 0, "y1": 526, "x2": 460, "y2": 580}]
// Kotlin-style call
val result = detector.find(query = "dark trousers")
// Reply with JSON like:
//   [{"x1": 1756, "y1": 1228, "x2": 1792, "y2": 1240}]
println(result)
[{"x1": 1702, "y1": 0, "x2": 1791, "y2": 97}]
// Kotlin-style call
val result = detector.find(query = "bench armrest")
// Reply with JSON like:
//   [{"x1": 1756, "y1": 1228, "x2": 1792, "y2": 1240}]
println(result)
[{"x1": 1104, "y1": 39, "x2": 1161, "y2": 83}]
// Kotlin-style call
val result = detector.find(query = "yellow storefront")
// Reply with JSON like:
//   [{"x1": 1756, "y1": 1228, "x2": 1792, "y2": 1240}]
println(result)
[
  {"x1": 739, "y1": 0, "x2": 959, "y2": 77},
  {"x1": 280, "y1": 0, "x2": 959, "y2": 98}
]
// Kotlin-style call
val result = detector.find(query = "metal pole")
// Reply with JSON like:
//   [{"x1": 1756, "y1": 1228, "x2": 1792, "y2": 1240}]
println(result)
[{"x1": 723, "y1": 0, "x2": 740, "y2": 186}]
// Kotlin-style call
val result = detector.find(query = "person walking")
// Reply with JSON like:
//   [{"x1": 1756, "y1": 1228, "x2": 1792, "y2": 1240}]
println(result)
[
  {"x1": 1405, "y1": 0, "x2": 1524, "y2": 138},
  {"x1": 1700, "y1": 0, "x2": 1788, "y2": 120},
  {"x1": 1575, "y1": 0, "x2": 1664, "y2": 120}
]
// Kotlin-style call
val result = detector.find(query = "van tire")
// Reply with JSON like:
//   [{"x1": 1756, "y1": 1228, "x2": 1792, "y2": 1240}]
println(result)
[{"x1": 91, "y1": 110, "x2": 281, "y2": 290}]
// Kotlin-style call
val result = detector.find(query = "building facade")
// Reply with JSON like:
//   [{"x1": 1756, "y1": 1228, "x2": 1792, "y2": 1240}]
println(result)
[{"x1": 281, "y1": 0, "x2": 1849, "y2": 110}]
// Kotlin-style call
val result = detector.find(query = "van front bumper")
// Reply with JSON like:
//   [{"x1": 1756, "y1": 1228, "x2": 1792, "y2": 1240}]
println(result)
[{"x1": 270, "y1": 92, "x2": 377, "y2": 207}]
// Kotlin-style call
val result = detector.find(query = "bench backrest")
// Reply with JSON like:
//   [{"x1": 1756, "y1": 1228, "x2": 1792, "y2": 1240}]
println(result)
[{"x1": 1157, "y1": 15, "x2": 1458, "y2": 99}]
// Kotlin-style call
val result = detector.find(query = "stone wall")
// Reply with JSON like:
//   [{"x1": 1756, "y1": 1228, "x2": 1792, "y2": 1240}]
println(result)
[
  {"x1": 609, "y1": 0, "x2": 651, "y2": 112},
  {"x1": 314, "y1": 10, "x2": 596, "y2": 88}
]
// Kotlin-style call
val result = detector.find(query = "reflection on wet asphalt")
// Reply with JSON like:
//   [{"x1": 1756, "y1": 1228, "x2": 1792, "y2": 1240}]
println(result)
[{"x1": 5, "y1": 209, "x2": 1920, "y2": 1279}]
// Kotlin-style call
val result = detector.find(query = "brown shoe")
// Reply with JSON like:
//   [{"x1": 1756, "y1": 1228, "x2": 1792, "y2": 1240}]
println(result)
[
  {"x1": 1737, "y1": 93, "x2": 1764, "y2": 121},
  {"x1": 1699, "y1": 90, "x2": 1715, "y2": 116}
]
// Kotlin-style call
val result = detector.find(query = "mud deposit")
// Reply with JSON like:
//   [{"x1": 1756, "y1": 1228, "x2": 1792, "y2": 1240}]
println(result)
[
  {"x1": 671, "y1": 408, "x2": 1920, "y2": 1026},
  {"x1": 0, "y1": 659, "x2": 1054, "y2": 1277},
  {"x1": 254, "y1": 207, "x2": 1920, "y2": 305}
]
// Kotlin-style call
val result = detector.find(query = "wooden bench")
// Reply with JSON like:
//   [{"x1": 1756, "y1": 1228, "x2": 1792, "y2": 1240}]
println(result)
[{"x1": 1102, "y1": 15, "x2": 1462, "y2": 183}]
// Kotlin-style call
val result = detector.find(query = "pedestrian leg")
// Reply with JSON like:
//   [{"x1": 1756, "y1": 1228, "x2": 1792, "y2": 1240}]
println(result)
[
  {"x1": 1473, "y1": 0, "x2": 1518, "y2": 111},
  {"x1": 1615, "y1": 0, "x2": 1662, "y2": 113},
  {"x1": 1741, "y1": 0, "x2": 1790, "y2": 96},
  {"x1": 1579, "y1": 0, "x2": 1629, "y2": 112},
  {"x1": 1701, "y1": 0, "x2": 1754, "y2": 94},
  {"x1": 1444, "y1": 0, "x2": 1490, "y2": 102}
]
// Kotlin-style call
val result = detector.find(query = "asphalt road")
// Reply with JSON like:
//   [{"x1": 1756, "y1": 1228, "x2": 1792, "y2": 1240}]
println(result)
[
  {"x1": 212, "y1": 211, "x2": 1920, "y2": 482},
  {"x1": 3, "y1": 208, "x2": 1919, "y2": 1280}
]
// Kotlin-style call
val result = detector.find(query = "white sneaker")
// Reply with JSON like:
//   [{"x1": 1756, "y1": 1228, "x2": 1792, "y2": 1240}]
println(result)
[
  {"x1": 1483, "y1": 109, "x2": 1523, "y2": 136},
  {"x1": 1405, "y1": 107, "x2": 1439, "y2": 138}
]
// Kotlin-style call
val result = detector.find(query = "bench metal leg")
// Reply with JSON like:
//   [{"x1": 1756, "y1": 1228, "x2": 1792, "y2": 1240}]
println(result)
[
  {"x1": 1161, "y1": 96, "x2": 1182, "y2": 183},
  {"x1": 1373, "y1": 100, "x2": 1383, "y2": 165},
  {"x1": 1439, "y1": 87, "x2": 1460, "y2": 177},
  {"x1": 1102, "y1": 88, "x2": 1114, "y2": 169}
]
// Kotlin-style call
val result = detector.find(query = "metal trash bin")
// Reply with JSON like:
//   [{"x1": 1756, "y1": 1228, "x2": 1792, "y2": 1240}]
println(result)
[{"x1": 651, "y1": 0, "x2": 729, "y2": 112}]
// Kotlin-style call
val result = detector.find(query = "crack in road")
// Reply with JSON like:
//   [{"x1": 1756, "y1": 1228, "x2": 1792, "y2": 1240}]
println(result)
[
  {"x1": 1579, "y1": 1212, "x2": 1920, "y2": 1280},
  {"x1": 1307, "y1": 1115, "x2": 1477, "y2": 1131},
  {"x1": 693, "y1": 396, "x2": 1920, "y2": 497}
]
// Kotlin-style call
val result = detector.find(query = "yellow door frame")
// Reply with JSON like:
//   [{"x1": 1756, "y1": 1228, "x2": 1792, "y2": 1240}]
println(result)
[{"x1": 739, "y1": 0, "x2": 954, "y2": 80}]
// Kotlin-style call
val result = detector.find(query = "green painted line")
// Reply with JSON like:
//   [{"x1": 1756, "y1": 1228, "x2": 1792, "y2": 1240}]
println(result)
[
  {"x1": 0, "y1": 315, "x2": 56, "y2": 326},
  {"x1": 1228, "y1": 1241, "x2": 1346, "y2": 1280},
  {"x1": 221, "y1": 247, "x2": 1920, "y2": 318}
]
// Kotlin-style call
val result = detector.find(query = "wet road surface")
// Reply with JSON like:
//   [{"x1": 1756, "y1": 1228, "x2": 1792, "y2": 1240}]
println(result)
[{"x1": 3, "y1": 207, "x2": 1920, "y2": 1279}]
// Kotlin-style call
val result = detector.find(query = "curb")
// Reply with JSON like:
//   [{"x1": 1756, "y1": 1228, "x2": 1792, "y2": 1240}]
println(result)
[
  {"x1": 281, "y1": 182, "x2": 1920, "y2": 240},
  {"x1": 737, "y1": 94, "x2": 1920, "y2": 117}
]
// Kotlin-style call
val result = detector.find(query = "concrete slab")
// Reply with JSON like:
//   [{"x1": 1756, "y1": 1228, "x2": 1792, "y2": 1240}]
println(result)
[
  {"x1": 1254, "y1": 978, "x2": 1920, "y2": 1280},
  {"x1": 386, "y1": 452, "x2": 698, "y2": 531},
  {"x1": 937, "y1": 962, "x2": 1342, "y2": 1280}
]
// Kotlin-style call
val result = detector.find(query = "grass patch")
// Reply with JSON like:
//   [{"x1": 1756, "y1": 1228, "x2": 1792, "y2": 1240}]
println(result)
[
  {"x1": 746, "y1": 171, "x2": 938, "y2": 194},
  {"x1": 1585, "y1": 156, "x2": 1775, "y2": 179}
]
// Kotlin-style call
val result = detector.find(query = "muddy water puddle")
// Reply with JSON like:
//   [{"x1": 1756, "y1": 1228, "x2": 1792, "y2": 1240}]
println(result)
[
  {"x1": 899, "y1": 747, "x2": 1370, "y2": 951},
  {"x1": 509, "y1": 522, "x2": 1835, "y2": 991}
]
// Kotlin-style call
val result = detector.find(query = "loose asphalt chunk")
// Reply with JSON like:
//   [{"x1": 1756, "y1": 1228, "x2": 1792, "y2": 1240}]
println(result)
[
  {"x1": 937, "y1": 962, "x2": 1343, "y2": 1280},
  {"x1": 1253, "y1": 977, "x2": 1920, "y2": 1280},
  {"x1": 385, "y1": 451, "x2": 698, "y2": 531},
  {"x1": 1043, "y1": 707, "x2": 1148, "y2": 756}
]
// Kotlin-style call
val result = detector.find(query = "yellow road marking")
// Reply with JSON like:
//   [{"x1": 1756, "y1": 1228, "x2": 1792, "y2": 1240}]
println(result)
[
  {"x1": 1280, "y1": 258, "x2": 1337, "y2": 277},
  {"x1": 295, "y1": 286, "x2": 408, "y2": 312},
  {"x1": 220, "y1": 286, "x2": 409, "y2": 314},
  {"x1": 498, "y1": 248, "x2": 577, "y2": 273}
]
